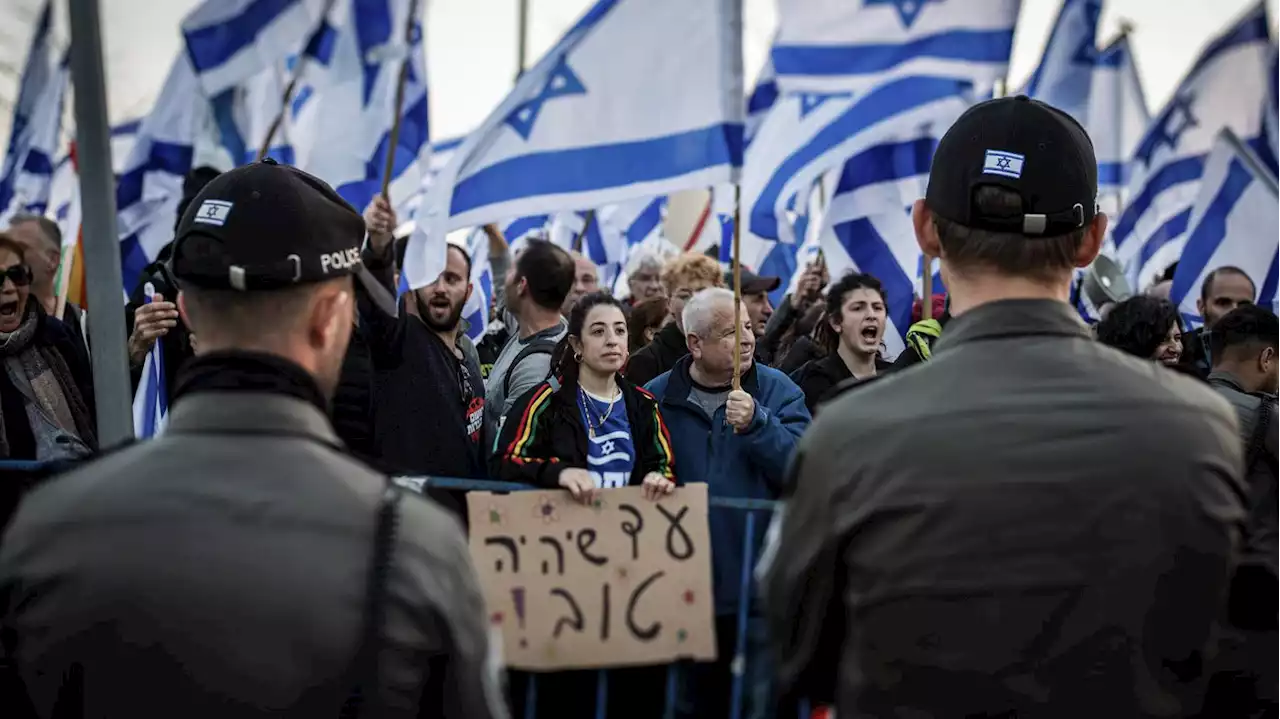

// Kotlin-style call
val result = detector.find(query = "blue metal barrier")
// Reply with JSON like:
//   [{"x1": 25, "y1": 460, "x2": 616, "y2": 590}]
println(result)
[{"x1": 0, "y1": 462, "x2": 805, "y2": 719}]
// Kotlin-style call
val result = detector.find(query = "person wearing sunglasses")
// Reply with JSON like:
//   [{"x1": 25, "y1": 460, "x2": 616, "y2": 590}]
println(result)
[{"x1": 0, "y1": 233, "x2": 96, "y2": 461}]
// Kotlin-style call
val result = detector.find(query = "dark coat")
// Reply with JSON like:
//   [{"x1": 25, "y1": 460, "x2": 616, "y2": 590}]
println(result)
[
  {"x1": 624, "y1": 320, "x2": 687, "y2": 386},
  {"x1": 0, "y1": 309, "x2": 97, "y2": 460}
]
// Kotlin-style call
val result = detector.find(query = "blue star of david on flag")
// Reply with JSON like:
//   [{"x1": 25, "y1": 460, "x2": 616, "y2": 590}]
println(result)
[
  {"x1": 1134, "y1": 92, "x2": 1199, "y2": 168},
  {"x1": 865, "y1": 0, "x2": 941, "y2": 29},
  {"x1": 505, "y1": 56, "x2": 588, "y2": 140},
  {"x1": 798, "y1": 92, "x2": 851, "y2": 119}
]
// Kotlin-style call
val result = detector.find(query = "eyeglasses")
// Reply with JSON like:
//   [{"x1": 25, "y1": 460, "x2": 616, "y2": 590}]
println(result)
[{"x1": 0, "y1": 265, "x2": 32, "y2": 287}]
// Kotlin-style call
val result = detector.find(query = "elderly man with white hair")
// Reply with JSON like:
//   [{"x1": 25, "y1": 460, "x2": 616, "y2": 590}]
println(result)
[{"x1": 644, "y1": 286, "x2": 810, "y2": 719}]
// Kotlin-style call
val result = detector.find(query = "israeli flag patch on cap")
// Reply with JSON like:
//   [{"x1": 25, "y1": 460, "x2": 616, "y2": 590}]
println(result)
[
  {"x1": 193, "y1": 200, "x2": 234, "y2": 226},
  {"x1": 983, "y1": 150, "x2": 1025, "y2": 179}
]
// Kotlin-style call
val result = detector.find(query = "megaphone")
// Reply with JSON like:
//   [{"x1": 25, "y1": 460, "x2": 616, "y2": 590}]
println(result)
[{"x1": 1081, "y1": 255, "x2": 1132, "y2": 309}]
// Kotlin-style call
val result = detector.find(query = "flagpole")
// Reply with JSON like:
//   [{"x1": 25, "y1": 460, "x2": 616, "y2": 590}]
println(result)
[
  {"x1": 572, "y1": 210, "x2": 595, "y2": 253},
  {"x1": 381, "y1": 0, "x2": 422, "y2": 197},
  {"x1": 516, "y1": 0, "x2": 530, "y2": 78},
  {"x1": 67, "y1": 0, "x2": 133, "y2": 446},
  {"x1": 731, "y1": 184, "x2": 743, "y2": 390},
  {"x1": 257, "y1": 0, "x2": 338, "y2": 162}
]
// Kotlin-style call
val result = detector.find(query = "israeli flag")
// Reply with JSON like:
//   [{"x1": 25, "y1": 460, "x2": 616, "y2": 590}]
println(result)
[
  {"x1": 0, "y1": 58, "x2": 67, "y2": 221},
  {"x1": 1170, "y1": 130, "x2": 1279, "y2": 325},
  {"x1": 742, "y1": 75, "x2": 972, "y2": 245},
  {"x1": 47, "y1": 153, "x2": 80, "y2": 247},
  {"x1": 1111, "y1": 2, "x2": 1274, "y2": 292},
  {"x1": 1020, "y1": 0, "x2": 1102, "y2": 121},
  {"x1": 770, "y1": 0, "x2": 1021, "y2": 94},
  {"x1": 408, "y1": 0, "x2": 745, "y2": 290},
  {"x1": 819, "y1": 120, "x2": 949, "y2": 359},
  {"x1": 183, "y1": 0, "x2": 329, "y2": 97},
  {"x1": 132, "y1": 285, "x2": 170, "y2": 439},
  {"x1": 462, "y1": 229, "x2": 494, "y2": 340},
  {"x1": 111, "y1": 120, "x2": 143, "y2": 175},
  {"x1": 0, "y1": 1, "x2": 57, "y2": 219},
  {"x1": 1088, "y1": 34, "x2": 1151, "y2": 214},
  {"x1": 404, "y1": 136, "x2": 463, "y2": 221},
  {"x1": 746, "y1": 45, "x2": 779, "y2": 146},
  {"x1": 1264, "y1": 44, "x2": 1279, "y2": 171},
  {"x1": 116, "y1": 54, "x2": 203, "y2": 293}
]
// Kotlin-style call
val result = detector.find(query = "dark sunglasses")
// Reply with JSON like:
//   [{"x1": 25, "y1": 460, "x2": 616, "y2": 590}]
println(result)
[{"x1": 1, "y1": 265, "x2": 33, "y2": 287}]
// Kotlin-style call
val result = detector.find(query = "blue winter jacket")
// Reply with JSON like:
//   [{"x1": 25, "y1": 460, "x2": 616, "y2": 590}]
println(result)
[{"x1": 645, "y1": 356, "x2": 810, "y2": 615}]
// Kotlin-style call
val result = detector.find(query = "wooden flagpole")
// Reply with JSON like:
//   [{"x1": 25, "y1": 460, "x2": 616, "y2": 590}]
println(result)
[
  {"x1": 731, "y1": 184, "x2": 743, "y2": 390},
  {"x1": 257, "y1": 0, "x2": 338, "y2": 162},
  {"x1": 381, "y1": 0, "x2": 422, "y2": 197}
]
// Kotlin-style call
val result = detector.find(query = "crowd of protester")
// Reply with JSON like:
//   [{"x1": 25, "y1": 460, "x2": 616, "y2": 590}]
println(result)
[{"x1": 0, "y1": 139, "x2": 1276, "y2": 718}]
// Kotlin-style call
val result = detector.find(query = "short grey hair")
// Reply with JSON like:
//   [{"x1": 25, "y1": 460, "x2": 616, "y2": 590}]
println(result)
[
  {"x1": 625, "y1": 246, "x2": 676, "y2": 277},
  {"x1": 682, "y1": 287, "x2": 736, "y2": 338},
  {"x1": 7, "y1": 212, "x2": 60, "y2": 249}
]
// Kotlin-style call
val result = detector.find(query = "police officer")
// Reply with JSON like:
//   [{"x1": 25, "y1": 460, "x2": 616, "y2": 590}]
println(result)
[
  {"x1": 0, "y1": 161, "x2": 507, "y2": 719},
  {"x1": 763, "y1": 97, "x2": 1248, "y2": 718}
]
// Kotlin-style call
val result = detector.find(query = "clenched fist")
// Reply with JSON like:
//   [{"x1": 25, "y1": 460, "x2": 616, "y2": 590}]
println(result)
[{"x1": 724, "y1": 389, "x2": 755, "y2": 432}]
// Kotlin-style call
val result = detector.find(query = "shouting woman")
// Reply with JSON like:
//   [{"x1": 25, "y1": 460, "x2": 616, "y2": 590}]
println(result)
[{"x1": 791, "y1": 271, "x2": 894, "y2": 413}]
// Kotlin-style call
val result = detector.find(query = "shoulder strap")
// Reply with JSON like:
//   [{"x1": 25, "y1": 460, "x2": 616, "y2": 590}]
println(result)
[
  {"x1": 503, "y1": 339, "x2": 557, "y2": 396},
  {"x1": 1245, "y1": 399, "x2": 1276, "y2": 474},
  {"x1": 340, "y1": 482, "x2": 403, "y2": 718}
]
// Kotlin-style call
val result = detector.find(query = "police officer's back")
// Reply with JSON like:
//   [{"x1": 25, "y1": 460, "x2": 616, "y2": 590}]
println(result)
[
  {"x1": 0, "y1": 162, "x2": 506, "y2": 719},
  {"x1": 764, "y1": 97, "x2": 1247, "y2": 718}
]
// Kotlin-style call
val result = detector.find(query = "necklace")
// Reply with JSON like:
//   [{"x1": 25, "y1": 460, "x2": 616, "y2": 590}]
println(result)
[{"x1": 578, "y1": 386, "x2": 618, "y2": 439}]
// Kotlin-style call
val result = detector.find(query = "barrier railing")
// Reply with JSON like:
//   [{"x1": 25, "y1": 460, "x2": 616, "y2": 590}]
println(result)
[{"x1": 0, "y1": 462, "x2": 805, "y2": 719}]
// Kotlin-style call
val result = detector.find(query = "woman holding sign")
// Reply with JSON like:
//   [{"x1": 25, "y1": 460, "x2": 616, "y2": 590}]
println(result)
[
  {"x1": 494, "y1": 292, "x2": 678, "y2": 503},
  {"x1": 493, "y1": 292, "x2": 678, "y2": 719}
]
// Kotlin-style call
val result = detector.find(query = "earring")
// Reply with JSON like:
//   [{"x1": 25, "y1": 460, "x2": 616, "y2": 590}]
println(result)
[{"x1": 573, "y1": 352, "x2": 583, "y2": 363}]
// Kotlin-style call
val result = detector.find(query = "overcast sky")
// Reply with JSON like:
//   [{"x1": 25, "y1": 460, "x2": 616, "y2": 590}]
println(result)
[{"x1": 1, "y1": 0, "x2": 1277, "y2": 145}]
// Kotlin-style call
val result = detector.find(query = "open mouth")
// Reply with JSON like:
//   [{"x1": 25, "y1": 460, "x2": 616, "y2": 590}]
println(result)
[
  {"x1": 859, "y1": 325, "x2": 880, "y2": 341},
  {"x1": 0, "y1": 299, "x2": 20, "y2": 321}
]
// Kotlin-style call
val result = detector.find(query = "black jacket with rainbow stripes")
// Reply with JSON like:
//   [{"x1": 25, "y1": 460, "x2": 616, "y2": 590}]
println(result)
[{"x1": 490, "y1": 373, "x2": 677, "y2": 490}]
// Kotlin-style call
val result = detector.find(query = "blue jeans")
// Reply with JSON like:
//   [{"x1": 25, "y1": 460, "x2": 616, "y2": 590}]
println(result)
[{"x1": 674, "y1": 613, "x2": 774, "y2": 719}]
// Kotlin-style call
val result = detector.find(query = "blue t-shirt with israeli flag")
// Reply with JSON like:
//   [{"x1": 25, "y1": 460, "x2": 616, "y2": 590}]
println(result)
[{"x1": 579, "y1": 389, "x2": 634, "y2": 489}]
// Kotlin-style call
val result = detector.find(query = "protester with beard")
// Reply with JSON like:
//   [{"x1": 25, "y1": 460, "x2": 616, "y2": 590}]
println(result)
[
  {"x1": 1095, "y1": 295, "x2": 1185, "y2": 366},
  {"x1": 0, "y1": 234, "x2": 96, "y2": 462},
  {"x1": 1181, "y1": 266, "x2": 1257, "y2": 377},
  {"x1": 765, "y1": 97, "x2": 1244, "y2": 718},
  {"x1": 791, "y1": 272, "x2": 892, "y2": 414},
  {"x1": 0, "y1": 160, "x2": 506, "y2": 719},
  {"x1": 364, "y1": 241, "x2": 488, "y2": 513}
]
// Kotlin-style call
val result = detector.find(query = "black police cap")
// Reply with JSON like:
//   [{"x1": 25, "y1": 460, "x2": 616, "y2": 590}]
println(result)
[
  {"x1": 926, "y1": 95, "x2": 1098, "y2": 237},
  {"x1": 172, "y1": 159, "x2": 366, "y2": 291}
]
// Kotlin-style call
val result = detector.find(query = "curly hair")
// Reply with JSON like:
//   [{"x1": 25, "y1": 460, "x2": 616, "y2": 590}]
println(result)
[
  {"x1": 1095, "y1": 295, "x2": 1182, "y2": 360},
  {"x1": 660, "y1": 253, "x2": 724, "y2": 295}
]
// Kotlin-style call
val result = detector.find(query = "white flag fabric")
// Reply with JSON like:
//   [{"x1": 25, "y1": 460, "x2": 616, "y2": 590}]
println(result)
[
  {"x1": 115, "y1": 55, "x2": 205, "y2": 293},
  {"x1": 0, "y1": 60, "x2": 67, "y2": 221},
  {"x1": 183, "y1": 0, "x2": 329, "y2": 97},
  {"x1": 1170, "y1": 130, "x2": 1279, "y2": 324},
  {"x1": 408, "y1": 0, "x2": 745, "y2": 290},
  {"x1": 1111, "y1": 2, "x2": 1274, "y2": 291},
  {"x1": 1019, "y1": 0, "x2": 1102, "y2": 121},
  {"x1": 47, "y1": 154, "x2": 80, "y2": 248},
  {"x1": 1088, "y1": 35, "x2": 1150, "y2": 214},
  {"x1": 132, "y1": 286, "x2": 170, "y2": 439},
  {"x1": 0, "y1": 2, "x2": 57, "y2": 221},
  {"x1": 742, "y1": 75, "x2": 972, "y2": 244},
  {"x1": 770, "y1": 0, "x2": 1020, "y2": 94},
  {"x1": 462, "y1": 229, "x2": 494, "y2": 341},
  {"x1": 746, "y1": 45, "x2": 779, "y2": 146}
]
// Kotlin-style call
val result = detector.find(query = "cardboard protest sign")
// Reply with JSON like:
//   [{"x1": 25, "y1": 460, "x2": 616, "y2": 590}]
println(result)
[{"x1": 466, "y1": 484, "x2": 717, "y2": 671}]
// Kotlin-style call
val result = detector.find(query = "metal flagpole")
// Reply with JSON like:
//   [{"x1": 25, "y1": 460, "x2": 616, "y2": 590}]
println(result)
[
  {"x1": 516, "y1": 0, "x2": 530, "y2": 79},
  {"x1": 67, "y1": 0, "x2": 134, "y2": 446}
]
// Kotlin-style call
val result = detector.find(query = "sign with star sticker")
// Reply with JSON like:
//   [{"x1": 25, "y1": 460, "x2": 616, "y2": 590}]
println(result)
[{"x1": 467, "y1": 484, "x2": 715, "y2": 670}]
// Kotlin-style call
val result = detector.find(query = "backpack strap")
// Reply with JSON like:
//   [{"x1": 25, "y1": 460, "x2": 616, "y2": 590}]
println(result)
[
  {"x1": 503, "y1": 339, "x2": 558, "y2": 397},
  {"x1": 340, "y1": 482, "x2": 403, "y2": 718}
]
